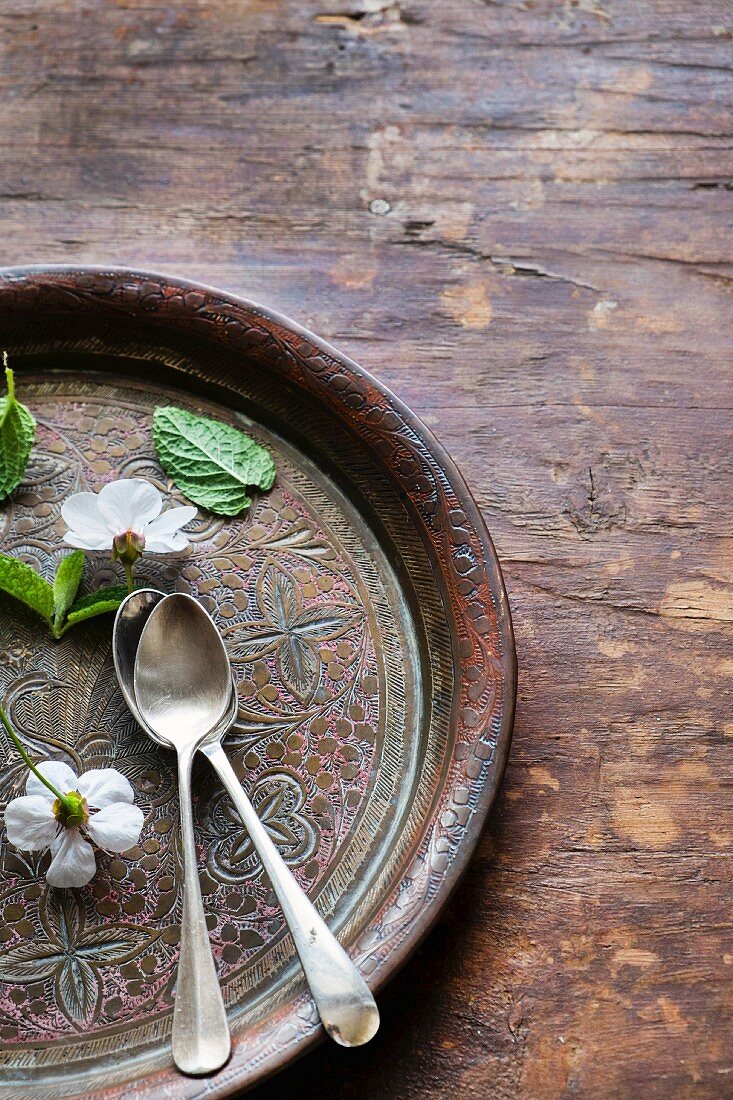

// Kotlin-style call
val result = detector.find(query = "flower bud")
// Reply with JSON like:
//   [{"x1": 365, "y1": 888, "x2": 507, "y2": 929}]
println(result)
[
  {"x1": 111, "y1": 528, "x2": 146, "y2": 567},
  {"x1": 52, "y1": 790, "x2": 89, "y2": 829}
]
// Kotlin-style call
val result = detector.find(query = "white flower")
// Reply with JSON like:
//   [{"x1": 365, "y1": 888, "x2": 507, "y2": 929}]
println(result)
[
  {"x1": 4, "y1": 761, "x2": 144, "y2": 888},
  {"x1": 62, "y1": 478, "x2": 197, "y2": 555}
]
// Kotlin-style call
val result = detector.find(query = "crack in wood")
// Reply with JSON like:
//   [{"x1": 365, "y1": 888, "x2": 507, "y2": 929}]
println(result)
[
  {"x1": 691, "y1": 180, "x2": 733, "y2": 190},
  {"x1": 314, "y1": 4, "x2": 419, "y2": 34},
  {"x1": 393, "y1": 235, "x2": 601, "y2": 293}
]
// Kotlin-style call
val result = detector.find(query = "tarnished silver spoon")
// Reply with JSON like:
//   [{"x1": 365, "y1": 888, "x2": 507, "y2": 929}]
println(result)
[
  {"x1": 133, "y1": 593, "x2": 232, "y2": 1076},
  {"x1": 114, "y1": 589, "x2": 380, "y2": 1049},
  {"x1": 132, "y1": 594, "x2": 231, "y2": 1073}
]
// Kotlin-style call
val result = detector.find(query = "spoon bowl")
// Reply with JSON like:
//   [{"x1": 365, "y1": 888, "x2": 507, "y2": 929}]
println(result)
[
  {"x1": 113, "y1": 589, "x2": 237, "y2": 748},
  {"x1": 134, "y1": 593, "x2": 231, "y2": 749},
  {"x1": 113, "y1": 588, "x2": 164, "y2": 735}
]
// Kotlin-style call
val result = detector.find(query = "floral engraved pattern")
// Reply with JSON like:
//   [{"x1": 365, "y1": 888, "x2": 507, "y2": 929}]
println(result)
[
  {"x1": 0, "y1": 889, "x2": 152, "y2": 1027},
  {"x1": 203, "y1": 770, "x2": 318, "y2": 882},
  {"x1": 0, "y1": 642, "x2": 38, "y2": 672},
  {"x1": 226, "y1": 561, "x2": 359, "y2": 703}
]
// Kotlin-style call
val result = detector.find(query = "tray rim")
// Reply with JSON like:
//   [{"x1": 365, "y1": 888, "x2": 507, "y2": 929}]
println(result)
[{"x1": 0, "y1": 264, "x2": 517, "y2": 1097}]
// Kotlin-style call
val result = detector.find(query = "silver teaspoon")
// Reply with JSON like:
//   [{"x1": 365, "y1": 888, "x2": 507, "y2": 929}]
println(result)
[
  {"x1": 134, "y1": 593, "x2": 232, "y2": 1076},
  {"x1": 115, "y1": 589, "x2": 380, "y2": 1048}
]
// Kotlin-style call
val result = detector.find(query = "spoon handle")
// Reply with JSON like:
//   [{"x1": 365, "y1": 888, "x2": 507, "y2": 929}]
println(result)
[
  {"x1": 173, "y1": 744, "x2": 231, "y2": 1075},
  {"x1": 205, "y1": 743, "x2": 379, "y2": 1047}
]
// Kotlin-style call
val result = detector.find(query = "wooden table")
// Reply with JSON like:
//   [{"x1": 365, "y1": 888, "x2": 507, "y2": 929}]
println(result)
[{"x1": 2, "y1": 2, "x2": 731, "y2": 1095}]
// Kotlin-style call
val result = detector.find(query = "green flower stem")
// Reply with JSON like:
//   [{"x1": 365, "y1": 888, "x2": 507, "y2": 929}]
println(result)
[
  {"x1": 123, "y1": 560, "x2": 134, "y2": 592},
  {"x1": 0, "y1": 703, "x2": 73, "y2": 812}
]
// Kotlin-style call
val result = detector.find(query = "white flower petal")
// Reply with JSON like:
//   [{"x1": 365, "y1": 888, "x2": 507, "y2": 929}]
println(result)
[
  {"x1": 5, "y1": 796, "x2": 59, "y2": 850},
  {"x1": 86, "y1": 803, "x2": 144, "y2": 853},
  {"x1": 98, "y1": 479, "x2": 162, "y2": 533},
  {"x1": 144, "y1": 530, "x2": 190, "y2": 553},
  {"x1": 145, "y1": 506, "x2": 197, "y2": 538},
  {"x1": 47, "y1": 829, "x2": 97, "y2": 888},
  {"x1": 77, "y1": 768, "x2": 134, "y2": 809},
  {"x1": 61, "y1": 492, "x2": 112, "y2": 541},
  {"x1": 26, "y1": 761, "x2": 78, "y2": 803},
  {"x1": 144, "y1": 506, "x2": 196, "y2": 553},
  {"x1": 63, "y1": 531, "x2": 113, "y2": 551}
]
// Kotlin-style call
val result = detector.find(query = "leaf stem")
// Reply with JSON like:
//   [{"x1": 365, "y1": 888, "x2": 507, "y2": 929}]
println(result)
[
  {"x1": 2, "y1": 352, "x2": 14, "y2": 418},
  {"x1": 0, "y1": 703, "x2": 72, "y2": 810}
]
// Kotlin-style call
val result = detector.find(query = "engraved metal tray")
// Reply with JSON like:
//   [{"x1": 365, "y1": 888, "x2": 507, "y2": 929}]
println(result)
[{"x1": 0, "y1": 267, "x2": 515, "y2": 1099}]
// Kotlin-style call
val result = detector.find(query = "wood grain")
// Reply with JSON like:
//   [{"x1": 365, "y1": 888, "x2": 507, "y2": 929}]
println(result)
[{"x1": 1, "y1": 1, "x2": 731, "y2": 1095}]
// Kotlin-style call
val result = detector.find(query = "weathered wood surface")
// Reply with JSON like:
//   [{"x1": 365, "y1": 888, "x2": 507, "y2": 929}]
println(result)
[{"x1": 1, "y1": 1, "x2": 731, "y2": 1096}]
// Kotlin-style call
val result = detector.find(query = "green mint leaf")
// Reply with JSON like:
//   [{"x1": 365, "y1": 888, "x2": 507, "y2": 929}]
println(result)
[
  {"x1": 0, "y1": 554, "x2": 122, "y2": 640},
  {"x1": 153, "y1": 406, "x2": 276, "y2": 517},
  {"x1": 0, "y1": 553, "x2": 54, "y2": 624},
  {"x1": 60, "y1": 585, "x2": 128, "y2": 635},
  {"x1": 52, "y1": 551, "x2": 85, "y2": 629},
  {"x1": 0, "y1": 357, "x2": 36, "y2": 502},
  {"x1": 66, "y1": 585, "x2": 129, "y2": 614}
]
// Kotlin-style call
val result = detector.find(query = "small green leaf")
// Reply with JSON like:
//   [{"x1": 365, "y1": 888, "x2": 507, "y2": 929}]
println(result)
[
  {"x1": 0, "y1": 553, "x2": 54, "y2": 624},
  {"x1": 0, "y1": 356, "x2": 36, "y2": 502},
  {"x1": 52, "y1": 551, "x2": 85, "y2": 629},
  {"x1": 153, "y1": 406, "x2": 276, "y2": 517},
  {"x1": 0, "y1": 555, "x2": 123, "y2": 640},
  {"x1": 67, "y1": 585, "x2": 129, "y2": 615},
  {"x1": 60, "y1": 585, "x2": 128, "y2": 635}
]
